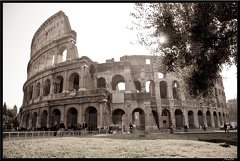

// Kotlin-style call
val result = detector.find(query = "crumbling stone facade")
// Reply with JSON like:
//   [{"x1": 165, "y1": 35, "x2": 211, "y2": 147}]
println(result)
[{"x1": 19, "y1": 11, "x2": 229, "y2": 131}]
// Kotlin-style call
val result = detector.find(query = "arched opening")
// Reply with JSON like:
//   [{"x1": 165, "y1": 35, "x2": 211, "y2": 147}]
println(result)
[
  {"x1": 29, "y1": 85, "x2": 33, "y2": 100},
  {"x1": 32, "y1": 112, "x2": 37, "y2": 129},
  {"x1": 43, "y1": 79, "x2": 51, "y2": 96},
  {"x1": 213, "y1": 111, "x2": 218, "y2": 128},
  {"x1": 67, "y1": 107, "x2": 78, "y2": 128},
  {"x1": 89, "y1": 64, "x2": 96, "y2": 79},
  {"x1": 223, "y1": 113, "x2": 226, "y2": 123},
  {"x1": 97, "y1": 77, "x2": 106, "y2": 88},
  {"x1": 206, "y1": 111, "x2": 211, "y2": 127},
  {"x1": 146, "y1": 80, "x2": 155, "y2": 96},
  {"x1": 198, "y1": 110, "x2": 204, "y2": 127},
  {"x1": 41, "y1": 110, "x2": 48, "y2": 129},
  {"x1": 112, "y1": 75, "x2": 125, "y2": 91},
  {"x1": 85, "y1": 106, "x2": 97, "y2": 130},
  {"x1": 69, "y1": 73, "x2": 79, "y2": 91},
  {"x1": 54, "y1": 76, "x2": 64, "y2": 93},
  {"x1": 35, "y1": 82, "x2": 40, "y2": 98},
  {"x1": 112, "y1": 109, "x2": 125, "y2": 125},
  {"x1": 188, "y1": 110, "x2": 194, "y2": 128},
  {"x1": 52, "y1": 109, "x2": 61, "y2": 127},
  {"x1": 132, "y1": 108, "x2": 145, "y2": 130},
  {"x1": 218, "y1": 112, "x2": 222, "y2": 125},
  {"x1": 62, "y1": 49, "x2": 67, "y2": 62},
  {"x1": 161, "y1": 109, "x2": 171, "y2": 129},
  {"x1": 160, "y1": 81, "x2": 168, "y2": 99},
  {"x1": 172, "y1": 80, "x2": 180, "y2": 100},
  {"x1": 175, "y1": 109, "x2": 183, "y2": 128}
]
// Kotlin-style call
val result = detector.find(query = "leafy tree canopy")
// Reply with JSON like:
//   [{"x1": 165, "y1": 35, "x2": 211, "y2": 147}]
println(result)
[{"x1": 130, "y1": 2, "x2": 237, "y2": 99}]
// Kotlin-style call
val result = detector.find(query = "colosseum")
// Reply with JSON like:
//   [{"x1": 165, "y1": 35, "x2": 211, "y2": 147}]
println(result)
[{"x1": 19, "y1": 11, "x2": 229, "y2": 132}]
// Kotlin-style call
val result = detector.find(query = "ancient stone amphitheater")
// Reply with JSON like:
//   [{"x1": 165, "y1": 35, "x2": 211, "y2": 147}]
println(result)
[{"x1": 19, "y1": 11, "x2": 229, "y2": 131}]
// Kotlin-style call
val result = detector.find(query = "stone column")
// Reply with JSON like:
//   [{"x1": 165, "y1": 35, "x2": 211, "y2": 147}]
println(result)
[
  {"x1": 99, "y1": 102, "x2": 104, "y2": 126},
  {"x1": 194, "y1": 109, "x2": 199, "y2": 128},
  {"x1": 202, "y1": 112, "x2": 207, "y2": 127},
  {"x1": 78, "y1": 104, "x2": 83, "y2": 124},
  {"x1": 183, "y1": 108, "x2": 188, "y2": 126},
  {"x1": 79, "y1": 66, "x2": 85, "y2": 91},
  {"x1": 167, "y1": 81, "x2": 173, "y2": 99},
  {"x1": 170, "y1": 107, "x2": 176, "y2": 128},
  {"x1": 210, "y1": 111, "x2": 215, "y2": 128},
  {"x1": 62, "y1": 70, "x2": 68, "y2": 93},
  {"x1": 154, "y1": 81, "x2": 162, "y2": 129}
]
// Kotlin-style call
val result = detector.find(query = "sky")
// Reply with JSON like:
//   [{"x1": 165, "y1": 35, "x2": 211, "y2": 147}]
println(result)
[{"x1": 2, "y1": 3, "x2": 237, "y2": 110}]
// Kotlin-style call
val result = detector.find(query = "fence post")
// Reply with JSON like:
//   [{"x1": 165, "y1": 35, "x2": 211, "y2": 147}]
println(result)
[
  {"x1": 32, "y1": 132, "x2": 33, "y2": 139},
  {"x1": 18, "y1": 132, "x2": 19, "y2": 140},
  {"x1": 8, "y1": 133, "x2": 10, "y2": 141},
  {"x1": 38, "y1": 131, "x2": 39, "y2": 138},
  {"x1": 25, "y1": 132, "x2": 27, "y2": 140}
]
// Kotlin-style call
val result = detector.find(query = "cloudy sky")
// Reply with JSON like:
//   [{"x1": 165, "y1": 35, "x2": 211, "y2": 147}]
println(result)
[{"x1": 3, "y1": 3, "x2": 237, "y2": 110}]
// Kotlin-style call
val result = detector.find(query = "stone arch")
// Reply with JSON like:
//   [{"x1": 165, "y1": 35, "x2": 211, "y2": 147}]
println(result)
[
  {"x1": 188, "y1": 110, "x2": 194, "y2": 128},
  {"x1": 172, "y1": 80, "x2": 180, "y2": 100},
  {"x1": 54, "y1": 75, "x2": 64, "y2": 93},
  {"x1": 206, "y1": 111, "x2": 211, "y2": 127},
  {"x1": 85, "y1": 106, "x2": 98, "y2": 130},
  {"x1": 43, "y1": 79, "x2": 51, "y2": 96},
  {"x1": 35, "y1": 82, "x2": 41, "y2": 98},
  {"x1": 66, "y1": 107, "x2": 78, "y2": 127},
  {"x1": 52, "y1": 109, "x2": 61, "y2": 127},
  {"x1": 112, "y1": 75, "x2": 125, "y2": 90},
  {"x1": 112, "y1": 108, "x2": 125, "y2": 125},
  {"x1": 134, "y1": 80, "x2": 141, "y2": 92},
  {"x1": 213, "y1": 111, "x2": 218, "y2": 128},
  {"x1": 146, "y1": 80, "x2": 155, "y2": 96},
  {"x1": 175, "y1": 109, "x2": 183, "y2": 128},
  {"x1": 58, "y1": 46, "x2": 68, "y2": 63},
  {"x1": 41, "y1": 110, "x2": 48, "y2": 128},
  {"x1": 97, "y1": 77, "x2": 106, "y2": 88},
  {"x1": 32, "y1": 112, "x2": 38, "y2": 129},
  {"x1": 68, "y1": 72, "x2": 79, "y2": 91},
  {"x1": 160, "y1": 81, "x2": 168, "y2": 99},
  {"x1": 161, "y1": 109, "x2": 171, "y2": 129},
  {"x1": 198, "y1": 110, "x2": 204, "y2": 127},
  {"x1": 132, "y1": 108, "x2": 145, "y2": 130}
]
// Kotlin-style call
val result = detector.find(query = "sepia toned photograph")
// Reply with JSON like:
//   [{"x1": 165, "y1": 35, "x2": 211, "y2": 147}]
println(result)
[{"x1": 2, "y1": 2, "x2": 237, "y2": 159}]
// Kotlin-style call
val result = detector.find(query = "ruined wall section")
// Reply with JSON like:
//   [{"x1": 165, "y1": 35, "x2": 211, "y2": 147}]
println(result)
[
  {"x1": 30, "y1": 11, "x2": 72, "y2": 57},
  {"x1": 27, "y1": 11, "x2": 79, "y2": 79}
]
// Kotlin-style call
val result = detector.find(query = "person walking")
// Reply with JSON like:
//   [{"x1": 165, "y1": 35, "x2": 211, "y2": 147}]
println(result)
[
  {"x1": 129, "y1": 123, "x2": 133, "y2": 134},
  {"x1": 59, "y1": 121, "x2": 66, "y2": 137},
  {"x1": 53, "y1": 121, "x2": 58, "y2": 136},
  {"x1": 224, "y1": 123, "x2": 229, "y2": 133}
]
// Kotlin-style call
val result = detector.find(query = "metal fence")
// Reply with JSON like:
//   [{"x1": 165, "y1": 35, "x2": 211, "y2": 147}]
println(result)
[{"x1": 2, "y1": 130, "x2": 94, "y2": 141}]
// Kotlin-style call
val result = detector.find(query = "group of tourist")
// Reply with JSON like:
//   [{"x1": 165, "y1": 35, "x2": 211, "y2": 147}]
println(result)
[{"x1": 53, "y1": 121, "x2": 90, "y2": 136}]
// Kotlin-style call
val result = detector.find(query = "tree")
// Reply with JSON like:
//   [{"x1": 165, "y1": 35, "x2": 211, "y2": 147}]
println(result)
[
  {"x1": 130, "y1": 3, "x2": 237, "y2": 99},
  {"x1": 3, "y1": 102, "x2": 7, "y2": 115}
]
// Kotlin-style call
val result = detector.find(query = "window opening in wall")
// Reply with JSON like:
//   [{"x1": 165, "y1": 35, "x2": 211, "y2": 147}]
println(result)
[
  {"x1": 52, "y1": 55, "x2": 55, "y2": 65},
  {"x1": 117, "y1": 82, "x2": 125, "y2": 91},
  {"x1": 146, "y1": 81, "x2": 150, "y2": 92},
  {"x1": 146, "y1": 59, "x2": 150, "y2": 64},
  {"x1": 63, "y1": 49, "x2": 67, "y2": 62},
  {"x1": 158, "y1": 72, "x2": 164, "y2": 79}
]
